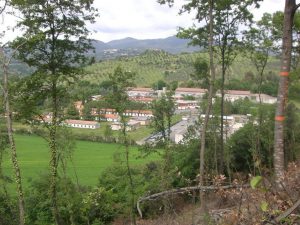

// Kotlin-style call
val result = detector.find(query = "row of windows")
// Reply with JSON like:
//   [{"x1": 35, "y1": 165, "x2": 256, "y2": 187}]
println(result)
[{"x1": 70, "y1": 124, "x2": 97, "y2": 129}]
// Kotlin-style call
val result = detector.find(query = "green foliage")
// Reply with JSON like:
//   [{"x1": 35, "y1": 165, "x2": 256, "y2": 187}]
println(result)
[
  {"x1": 11, "y1": 0, "x2": 98, "y2": 126},
  {"x1": 66, "y1": 104, "x2": 80, "y2": 120},
  {"x1": 190, "y1": 57, "x2": 209, "y2": 88},
  {"x1": 152, "y1": 79, "x2": 167, "y2": 90},
  {"x1": 83, "y1": 50, "x2": 277, "y2": 87},
  {"x1": 25, "y1": 175, "x2": 116, "y2": 225},
  {"x1": 82, "y1": 187, "x2": 117, "y2": 225},
  {"x1": 0, "y1": 193, "x2": 18, "y2": 225},
  {"x1": 151, "y1": 92, "x2": 175, "y2": 142},
  {"x1": 250, "y1": 176, "x2": 262, "y2": 189},
  {"x1": 69, "y1": 80, "x2": 101, "y2": 103},
  {"x1": 284, "y1": 103, "x2": 300, "y2": 162},
  {"x1": 106, "y1": 66, "x2": 135, "y2": 115},
  {"x1": 171, "y1": 140, "x2": 200, "y2": 187},
  {"x1": 260, "y1": 201, "x2": 268, "y2": 212},
  {"x1": 98, "y1": 162, "x2": 165, "y2": 218}
]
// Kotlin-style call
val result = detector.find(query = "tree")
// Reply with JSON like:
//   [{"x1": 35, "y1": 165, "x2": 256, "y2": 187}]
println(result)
[
  {"x1": 104, "y1": 124, "x2": 113, "y2": 142},
  {"x1": 66, "y1": 104, "x2": 80, "y2": 120},
  {"x1": 273, "y1": 0, "x2": 300, "y2": 186},
  {"x1": 190, "y1": 57, "x2": 210, "y2": 88},
  {"x1": 243, "y1": 13, "x2": 276, "y2": 174},
  {"x1": 151, "y1": 91, "x2": 175, "y2": 143},
  {"x1": 106, "y1": 66, "x2": 137, "y2": 225},
  {"x1": 11, "y1": 1, "x2": 98, "y2": 224},
  {"x1": 158, "y1": 0, "x2": 216, "y2": 212},
  {"x1": 0, "y1": 46, "x2": 26, "y2": 225},
  {"x1": 176, "y1": 0, "x2": 262, "y2": 173},
  {"x1": 152, "y1": 79, "x2": 167, "y2": 90}
]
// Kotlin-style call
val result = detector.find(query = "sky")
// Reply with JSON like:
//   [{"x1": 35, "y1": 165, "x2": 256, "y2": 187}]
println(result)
[
  {"x1": 89, "y1": 0, "x2": 283, "y2": 42},
  {"x1": 0, "y1": 0, "x2": 284, "y2": 43}
]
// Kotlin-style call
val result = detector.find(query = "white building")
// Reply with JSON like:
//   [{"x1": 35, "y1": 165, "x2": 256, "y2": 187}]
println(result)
[
  {"x1": 176, "y1": 100, "x2": 199, "y2": 110},
  {"x1": 65, "y1": 120, "x2": 100, "y2": 129},
  {"x1": 251, "y1": 94, "x2": 277, "y2": 104},
  {"x1": 222, "y1": 90, "x2": 252, "y2": 102},
  {"x1": 127, "y1": 87, "x2": 155, "y2": 98}
]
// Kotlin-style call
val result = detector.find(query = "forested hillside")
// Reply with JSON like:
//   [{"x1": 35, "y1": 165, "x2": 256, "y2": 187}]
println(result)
[{"x1": 84, "y1": 49, "x2": 280, "y2": 86}]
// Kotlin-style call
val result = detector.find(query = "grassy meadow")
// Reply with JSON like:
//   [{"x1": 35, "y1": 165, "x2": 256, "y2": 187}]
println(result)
[{"x1": 2, "y1": 134, "x2": 160, "y2": 190}]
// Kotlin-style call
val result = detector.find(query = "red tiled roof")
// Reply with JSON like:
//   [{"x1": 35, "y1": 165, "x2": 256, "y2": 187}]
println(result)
[
  {"x1": 176, "y1": 88, "x2": 207, "y2": 93},
  {"x1": 103, "y1": 114, "x2": 119, "y2": 119},
  {"x1": 225, "y1": 90, "x2": 251, "y2": 95},
  {"x1": 128, "y1": 87, "x2": 154, "y2": 92},
  {"x1": 129, "y1": 97, "x2": 154, "y2": 102},
  {"x1": 124, "y1": 109, "x2": 152, "y2": 114}
]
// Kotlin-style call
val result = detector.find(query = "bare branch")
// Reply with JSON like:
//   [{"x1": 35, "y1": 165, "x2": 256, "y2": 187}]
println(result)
[
  {"x1": 265, "y1": 198, "x2": 300, "y2": 225},
  {"x1": 137, "y1": 184, "x2": 249, "y2": 218},
  {"x1": 0, "y1": 0, "x2": 8, "y2": 15}
]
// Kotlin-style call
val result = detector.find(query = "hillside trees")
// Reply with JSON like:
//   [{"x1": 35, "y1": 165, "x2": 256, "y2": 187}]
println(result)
[
  {"x1": 11, "y1": 1, "x2": 98, "y2": 224},
  {"x1": 162, "y1": 0, "x2": 262, "y2": 174}
]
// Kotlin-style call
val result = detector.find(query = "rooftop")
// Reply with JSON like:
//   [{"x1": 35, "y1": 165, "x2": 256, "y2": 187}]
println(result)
[
  {"x1": 65, "y1": 120, "x2": 99, "y2": 125},
  {"x1": 176, "y1": 88, "x2": 207, "y2": 93}
]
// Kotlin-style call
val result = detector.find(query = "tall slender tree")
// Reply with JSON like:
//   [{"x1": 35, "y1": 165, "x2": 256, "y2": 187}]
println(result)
[
  {"x1": 11, "y1": 1, "x2": 97, "y2": 224},
  {"x1": 1, "y1": 47, "x2": 25, "y2": 225},
  {"x1": 243, "y1": 13, "x2": 276, "y2": 174},
  {"x1": 106, "y1": 66, "x2": 137, "y2": 225},
  {"x1": 273, "y1": 0, "x2": 300, "y2": 186}
]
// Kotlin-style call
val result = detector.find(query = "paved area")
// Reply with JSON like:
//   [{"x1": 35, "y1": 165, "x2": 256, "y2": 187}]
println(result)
[{"x1": 136, "y1": 115, "x2": 198, "y2": 145}]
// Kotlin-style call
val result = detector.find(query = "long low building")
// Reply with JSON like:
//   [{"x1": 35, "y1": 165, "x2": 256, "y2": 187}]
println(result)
[{"x1": 65, "y1": 120, "x2": 100, "y2": 129}]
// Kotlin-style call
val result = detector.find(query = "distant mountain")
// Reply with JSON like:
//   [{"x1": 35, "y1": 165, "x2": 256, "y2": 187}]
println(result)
[
  {"x1": 105, "y1": 36, "x2": 200, "y2": 54},
  {"x1": 90, "y1": 40, "x2": 111, "y2": 52},
  {"x1": 90, "y1": 36, "x2": 200, "y2": 60},
  {"x1": 8, "y1": 36, "x2": 201, "y2": 76}
]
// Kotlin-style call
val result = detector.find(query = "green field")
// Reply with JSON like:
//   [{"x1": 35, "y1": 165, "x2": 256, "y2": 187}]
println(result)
[{"x1": 2, "y1": 134, "x2": 159, "y2": 189}]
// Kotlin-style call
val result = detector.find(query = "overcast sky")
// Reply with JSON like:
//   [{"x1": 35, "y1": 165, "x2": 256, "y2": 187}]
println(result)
[{"x1": 1, "y1": 0, "x2": 284, "y2": 43}]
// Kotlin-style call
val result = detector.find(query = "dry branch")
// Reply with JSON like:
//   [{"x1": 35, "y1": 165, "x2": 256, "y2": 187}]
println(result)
[
  {"x1": 265, "y1": 198, "x2": 300, "y2": 225},
  {"x1": 137, "y1": 184, "x2": 249, "y2": 218}
]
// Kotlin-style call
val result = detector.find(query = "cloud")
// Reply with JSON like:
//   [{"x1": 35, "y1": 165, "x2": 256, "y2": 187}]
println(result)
[
  {"x1": 88, "y1": 0, "x2": 195, "y2": 42},
  {"x1": 252, "y1": 0, "x2": 283, "y2": 20},
  {"x1": 0, "y1": 0, "x2": 286, "y2": 43}
]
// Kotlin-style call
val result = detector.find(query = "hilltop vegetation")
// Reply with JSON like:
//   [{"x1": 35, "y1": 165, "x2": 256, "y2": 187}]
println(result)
[{"x1": 84, "y1": 49, "x2": 280, "y2": 87}]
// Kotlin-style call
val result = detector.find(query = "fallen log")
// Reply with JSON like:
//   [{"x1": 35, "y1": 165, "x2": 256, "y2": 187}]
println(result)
[{"x1": 137, "y1": 184, "x2": 249, "y2": 218}]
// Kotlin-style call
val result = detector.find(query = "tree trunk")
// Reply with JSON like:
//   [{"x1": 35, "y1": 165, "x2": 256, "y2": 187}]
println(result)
[
  {"x1": 220, "y1": 48, "x2": 226, "y2": 174},
  {"x1": 49, "y1": 84, "x2": 62, "y2": 225},
  {"x1": 199, "y1": 0, "x2": 215, "y2": 211},
  {"x1": 273, "y1": 0, "x2": 296, "y2": 186},
  {"x1": 122, "y1": 116, "x2": 136, "y2": 225},
  {"x1": 2, "y1": 53, "x2": 26, "y2": 225}
]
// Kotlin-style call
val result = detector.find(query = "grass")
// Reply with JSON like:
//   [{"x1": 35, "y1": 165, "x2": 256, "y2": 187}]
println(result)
[
  {"x1": 2, "y1": 134, "x2": 160, "y2": 190},
  {"x1": 13, "y1": 121, "x2": 154, "y2": 142}
]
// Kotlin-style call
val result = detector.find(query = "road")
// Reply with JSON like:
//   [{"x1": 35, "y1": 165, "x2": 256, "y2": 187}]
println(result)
[{"x1": 136, "y1": 114, "x2": 198, "y2": 145}]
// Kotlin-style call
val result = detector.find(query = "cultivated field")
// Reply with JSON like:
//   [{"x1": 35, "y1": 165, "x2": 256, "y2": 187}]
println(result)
[{"x1": 2, "y1": 134, "x2": 159, "y2": 189}]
